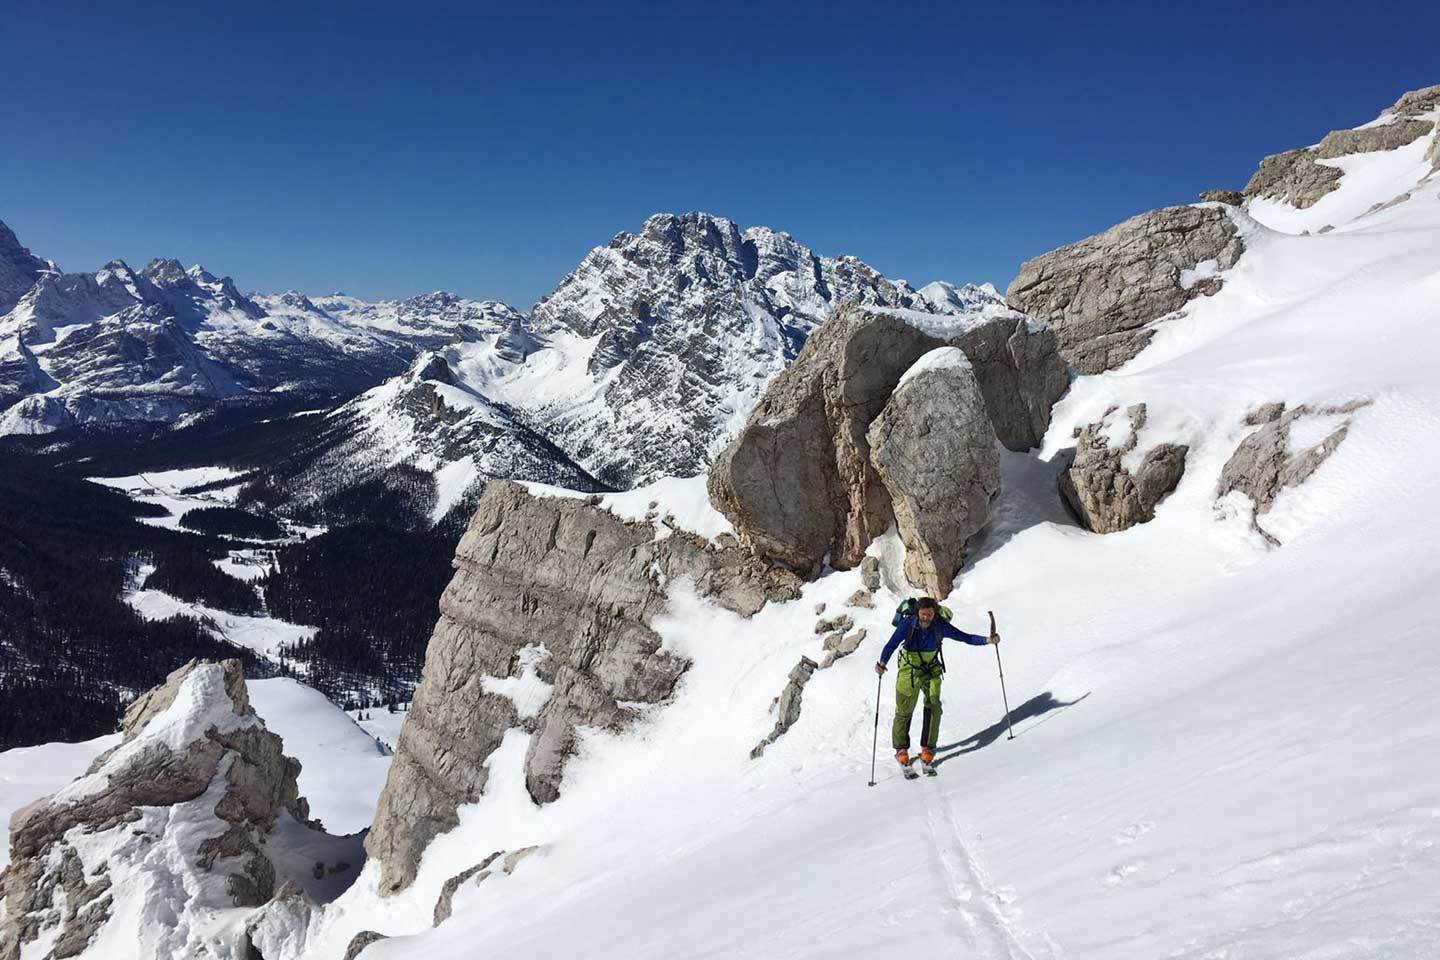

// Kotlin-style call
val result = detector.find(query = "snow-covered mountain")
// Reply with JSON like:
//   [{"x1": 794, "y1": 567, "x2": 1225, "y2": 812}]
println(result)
[
  {"x1": 4, "y1": 83, "x2": 1440, "y2": 960},
  {"x1": 2, "y1": 212, "x2": 985, "y2": 519},
  {"x1": 0, "y1": 243, "x2": 532, "y2": 436},
  {"x1": 261, "y1": 351, "x2": 605, "y2": 526},
  {"x1": 516, "y1": 212, "x2": 993, "y2": 486},
  {"x1": 269, "y1": 83, "x2": 1440, "y2": 960}
]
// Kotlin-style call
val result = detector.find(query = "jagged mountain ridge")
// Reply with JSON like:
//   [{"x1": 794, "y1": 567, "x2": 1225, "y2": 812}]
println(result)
[
  {"x1": 1, "y1": 213, "x2": 987, "y2": 511},
  {"x1": 519, "y1": 212, "x2": 998, "y2": 486},
  {"x1": 0, "y1": 246, "x2": 528, "y2": 435}
]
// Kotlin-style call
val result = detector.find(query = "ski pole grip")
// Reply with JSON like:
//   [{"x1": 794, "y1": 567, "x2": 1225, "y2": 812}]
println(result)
[{"x1": 988, "y1": 610, "x2": 997, "y2": 634}]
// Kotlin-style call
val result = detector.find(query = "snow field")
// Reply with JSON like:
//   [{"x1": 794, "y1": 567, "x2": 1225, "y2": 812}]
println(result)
[{"x1": 295, "y1": 120, "x2": 1440, "y2": 958}]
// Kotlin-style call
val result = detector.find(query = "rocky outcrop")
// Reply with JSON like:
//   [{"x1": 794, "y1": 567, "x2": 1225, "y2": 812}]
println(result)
[
  {"x1": 365, "y1": 480, "x2": 799, "y2": 895},
  {"x1": 820, "y1": 628, "x2": 867, "y2": 668},
  {"x1": 1217, "y1": 401, "x2": 1369, "y2": 544},
  {"x1": 1200, "y1": 190, "x2": 1245, "y2": 206},
  {"x1": 708, "y1": 303, "x2": 1066, "y2": 578},
  {"x1": 868, "y1": 349, "x2": 1001, "y2": 595},
  {"x1": 1006, "y1": 205, "x2": 1245, "y2": 374},
  {"x1": 1387, "y1": 84, "x2": 1440, "y2": 117},
  {"x1": 750, "y1": 657, "x2": 819, "y2": 759},
  {"x1": 860, "y1": 556, "x2": 881, "y2": 592},
  {"x1": 1243, "y1": 86, "x2": 1440, "y2": 209},
  {"x1": 343, "y1": 931, "x2": 389, "y2": 960},
  {"x1": 1058, "y1": 404, "x2": 1187, "y2": 533},
  {"x1": 0, "y1": 660, "x2": 322, "y2": 960},
  {"x1": 432, "y1": 847, "x2": 540, "y2": 925}
]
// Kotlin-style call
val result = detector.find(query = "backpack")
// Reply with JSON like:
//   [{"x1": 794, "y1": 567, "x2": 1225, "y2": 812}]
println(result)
[{"x1": 891, "y1": 598, "x2": 952, "y2": 627}]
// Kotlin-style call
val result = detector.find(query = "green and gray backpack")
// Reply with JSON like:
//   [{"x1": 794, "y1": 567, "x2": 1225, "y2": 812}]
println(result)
[{"x1": 891, "y1": 598, "x2": 953, "y2": 627}]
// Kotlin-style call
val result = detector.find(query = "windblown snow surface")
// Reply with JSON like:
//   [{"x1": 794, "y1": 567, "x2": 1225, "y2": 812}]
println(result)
[{"x1": 283, "y1": 126, "x2": 1440, "y2": 960}]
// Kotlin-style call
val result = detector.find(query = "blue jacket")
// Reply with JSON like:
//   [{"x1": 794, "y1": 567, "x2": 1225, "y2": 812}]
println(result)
[{"x1": 878, "y1": 616, "x2": 989, "y2": 665}]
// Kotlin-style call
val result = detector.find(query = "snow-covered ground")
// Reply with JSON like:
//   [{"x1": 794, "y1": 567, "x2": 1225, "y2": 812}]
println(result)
[
  {"x1": 249, "y1": 678, "x2": 393, "y2": 835},
  {"x1": 89, "y1": 466, "x2": 324, "y2": 540},
  {"x1": 125, "y1": 574, "x2": 316, "y2": 661},
  {"x1": 281, "y1": 115, "x2": 1440, "y2": 959},
  {"x1": 90, "y1": 466, "x2": 245, "y2": 529}
]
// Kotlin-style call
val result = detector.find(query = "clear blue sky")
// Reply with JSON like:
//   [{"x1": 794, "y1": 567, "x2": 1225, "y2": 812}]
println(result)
[{"x1": 4, "y1": 1, "x2": 1436, "y2": 307}]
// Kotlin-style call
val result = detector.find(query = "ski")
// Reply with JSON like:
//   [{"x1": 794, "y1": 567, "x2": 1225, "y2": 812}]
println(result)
[
  {"x1": 921, "y1": 761, "x2": 937, "y2": 777},
  {"x1": 901, "y1": 763, "x2": 920, "y2": 780}
]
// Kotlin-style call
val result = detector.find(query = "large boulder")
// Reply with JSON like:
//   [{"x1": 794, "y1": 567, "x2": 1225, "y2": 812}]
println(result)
[
  {"x1": 1058, "y1": 404, "x2": 1187, "y2": 533},
  {"x1": 707, "y1": 303, "x2": 1066, "y2": 578},
  {"x1": 0, "y1": 660, "x2": 345, "y2": 960},
  {"x1": 365, "y1": 480, "x2": 799, "y2": 895},
  {"x1": 1006, "y1": 205, "x2": 1245, "y2": 374},
  {"x1": 867, "y1": 348, "x2": 1001, "y2": 595}
]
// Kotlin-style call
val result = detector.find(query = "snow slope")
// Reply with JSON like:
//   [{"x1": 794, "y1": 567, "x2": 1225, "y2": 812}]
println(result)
[
  {"x1": 285, "y1": 112, "x2": 1440, "y2": 959},
  {"x1": 249, "y1": 678, "x2": 393, "y2": 835}
]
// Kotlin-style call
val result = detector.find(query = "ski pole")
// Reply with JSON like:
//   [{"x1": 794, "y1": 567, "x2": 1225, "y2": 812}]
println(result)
[
  {"x1": 989, "y1": 610, "x2": 1015, "y2": 741},
  {"x1": 867, "y1": 672, "x2": 882, "y2": 786}
]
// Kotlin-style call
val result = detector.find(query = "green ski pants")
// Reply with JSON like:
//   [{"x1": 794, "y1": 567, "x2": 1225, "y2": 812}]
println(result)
[{"x1": 892, "y1": 652, "x2": 943, "y2": 751}]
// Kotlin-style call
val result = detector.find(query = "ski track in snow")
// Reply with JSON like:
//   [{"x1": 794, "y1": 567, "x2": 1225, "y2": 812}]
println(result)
[{"x1": 924, "y1": 787, "x2": 1043, "y2": 960}]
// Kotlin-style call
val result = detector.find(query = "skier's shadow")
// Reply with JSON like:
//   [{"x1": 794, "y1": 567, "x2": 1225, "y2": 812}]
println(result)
[{"x1": 934, "y1": 690, "x2": 1089, "y2": 767}]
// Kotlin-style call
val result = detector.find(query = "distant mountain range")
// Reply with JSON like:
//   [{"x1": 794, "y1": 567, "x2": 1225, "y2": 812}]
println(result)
[{"x1": 1, "y1": 212, "x2": 992, "y2": 520}]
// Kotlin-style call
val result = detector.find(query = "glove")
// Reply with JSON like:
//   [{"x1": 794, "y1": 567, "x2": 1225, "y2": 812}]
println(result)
[{"x1": 874, "y1": 662, "x2": 886, "y2": 676}]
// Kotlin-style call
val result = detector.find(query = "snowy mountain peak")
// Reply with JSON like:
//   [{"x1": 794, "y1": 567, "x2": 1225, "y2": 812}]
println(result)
[
  {"x1": 518, "y1": 211, "x2": 989, "y2": 486},
  {"x1": 408, "y1": 350, "x2": 460, "y2": 387},
  {"x1": 0, "y1": 218, "x2": 50, "y2": 315},
  {"x1": 139, "y1": 256, "x2": 189, "y2": 286},
  {"x1": 186, "y1": 263, "x2": 218, "y2": 283}
]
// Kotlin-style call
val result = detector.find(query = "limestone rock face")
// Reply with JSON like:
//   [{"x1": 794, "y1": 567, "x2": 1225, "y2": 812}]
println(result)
[
  {"x1": 1388, "y1": 84, "x2": 1440, "y2": 117},
  {"x1": 867, "y1": 349, "x2": 1001, "y2": 595},
  {"x1": 708, "y1": 304, "x2": 1066, "y2": 577},
  {"x1": 432, "y1": 847, "x2": 540, "y2": 926},
  {"x1": 0, "y1": 220, "x2": 48, "y2": 316},
  {"x1": 1200, "y1": 190, "x2": 1245, "y2": 206},
  {"x1": 1006, "y1": 205, "x2": 1245, "y2": 374},
  {"x1": 1243, "y1": 86, "x2": 1439, "y2": 209},
  {"x1": 1217, "y1": 401, "x2": 1369, "y2": 544},
  {"x1": 1058, "y1": 404, "x2": 1187, "y2": 533},
  {"x1": 749, "y1": 657, "x2": 819, "y2": 759},
  {"x1": 0, "y1": 660, "x2": 318, "y2": 960},
  {"x1": 365, "y1": 480, "x2": 798, "y2": 895}
]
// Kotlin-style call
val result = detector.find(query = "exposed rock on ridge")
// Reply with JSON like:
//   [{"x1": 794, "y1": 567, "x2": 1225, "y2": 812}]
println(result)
[
  {"x1": 0, "y1": 220, "x2": 49, "y2": 316},
  {"x1": 707, "y1": 303, "x2": 1066, "y2": 578},
  {"x1": 365, "y1": 480, "x2": 799, "y2": 895},
  {"x1": 0, "y1": 660, "x2": 323, "y2": 960},
  {"x1": 1006, "y1": 205, "x2": 1244, "y2": 374},
  {"x1": 1217, "y1": 400, "x2": 1369, "y2": 544},
  {"x1": 1243, "y1": 86, "x2": 1440, "y2": 209},
  {"x1": 1058, "y1": 403, "x2": 1188, "y2": 533}
]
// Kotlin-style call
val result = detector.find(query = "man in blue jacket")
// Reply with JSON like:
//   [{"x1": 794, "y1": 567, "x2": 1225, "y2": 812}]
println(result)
[{"x1": 875, "y1": 597, "x2": 999, "y2": 772}]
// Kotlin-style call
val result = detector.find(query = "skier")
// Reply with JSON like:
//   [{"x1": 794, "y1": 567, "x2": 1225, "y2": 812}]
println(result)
[{"x1": 874, "y1": 597, "x2": 999, "y2": 776}]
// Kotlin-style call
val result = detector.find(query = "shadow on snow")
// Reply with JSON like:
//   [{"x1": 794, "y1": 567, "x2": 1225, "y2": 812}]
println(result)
[{"x1": 933, "y1": 690, "x2": 1090, "y2": 767}]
